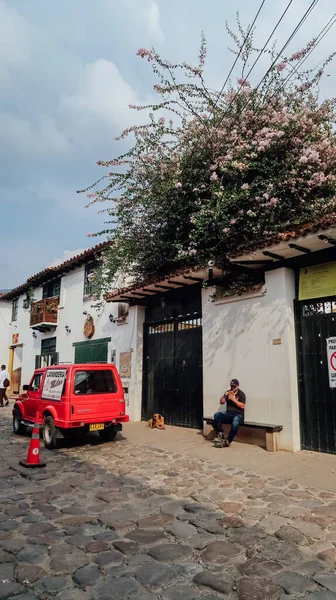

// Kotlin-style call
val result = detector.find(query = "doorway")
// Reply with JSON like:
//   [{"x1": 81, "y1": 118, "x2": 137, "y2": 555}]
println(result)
[
  {"x1": 142, "y1": 285, "x2": 203, "y2": 429},
  {"x1": 296, "y1": 297, "x2": 336, "y2": 453}
]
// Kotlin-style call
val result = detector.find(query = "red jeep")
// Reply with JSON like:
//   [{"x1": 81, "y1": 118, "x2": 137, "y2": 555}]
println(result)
[{"x1": 13, "y1": 363, "x2": 129, "y2": 449}]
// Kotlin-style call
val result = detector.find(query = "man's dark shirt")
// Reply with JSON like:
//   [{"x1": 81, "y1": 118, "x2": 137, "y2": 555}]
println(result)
[{"x1": 225, "y1": 389, "x2": 246, "y2": 416}]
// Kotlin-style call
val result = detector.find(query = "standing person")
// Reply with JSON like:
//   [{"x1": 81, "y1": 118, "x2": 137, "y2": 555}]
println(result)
[
  {"x1": 213, "y1": 378, "x2": 246, "y2": 447},
  {"x1": 0, "y1": 365, "x2": 10, "y2": 407}
]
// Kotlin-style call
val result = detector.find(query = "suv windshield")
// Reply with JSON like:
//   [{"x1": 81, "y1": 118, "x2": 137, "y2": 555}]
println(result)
[{"x1": 74, "y1": 370, "x2": 117, "y2": 395}]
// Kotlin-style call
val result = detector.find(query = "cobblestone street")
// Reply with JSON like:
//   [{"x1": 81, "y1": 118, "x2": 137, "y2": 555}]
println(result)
[{"x1": 1, "y1": 410, "x2": 336, "y2": 600}]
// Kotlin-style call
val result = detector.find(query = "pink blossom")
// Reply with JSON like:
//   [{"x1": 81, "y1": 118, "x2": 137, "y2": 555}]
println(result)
[
  {"x1": 222, "y1": 227, "x2": 230, "y2": 233},
  {"x1": 210, "y1": 172, "x2": 218, "y2": 181},
  {"x1": 137, "y1": 48, "x2": 154, "y2": 61},
  {"x1": 269, "y1": 197, "x2": 279, "y2": 207},
  {"x1": 201, "y1": 113, "x2": 208, "y2": 120},
  {"x1": 85, "y1": 232, "x2": 95, "y2": 237},
  {"x1": 290, "y1": 50, "x2": 304, "y2": 61},
  {"x1": 276, "y1": 62, "x2": 286, "y2": 73},
  {"x1": 237, "y1": 78, "x2": 250, "y2": 87},
  {"x1": 158, "y1": 117, "x2": 165, "y2": 126},
  {"x1": 188, "y1": 249, "x2": 197, "y2": 256},
  {"x1": 241, "y1": 183, "x2": 249, "y2": 190},
  {"x1": 175, "y1": 182, "x2": 182, "y2": 189},
  {"x1": 230, "y1": 218, "x2": 237, "y2": 225},
  {"x1": 263, "y1": 193, "x2": 269, "y2": 200}
]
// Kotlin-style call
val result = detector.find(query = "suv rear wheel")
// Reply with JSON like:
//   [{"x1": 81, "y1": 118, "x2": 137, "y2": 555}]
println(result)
[
  {"x1": 13, "y1": 408, "x2": 26, "y2": 435},
  {"x1": 99, "y1": 427, "x2": 117, "y2": 443},
  {"x1": 43, "y1": 416, "x2": 57, "y2": 450}
]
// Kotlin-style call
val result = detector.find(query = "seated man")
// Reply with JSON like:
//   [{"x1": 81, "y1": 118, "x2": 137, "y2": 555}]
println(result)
[{"x1": 213, "y1": 378, "x2": 246, "y2": 447}]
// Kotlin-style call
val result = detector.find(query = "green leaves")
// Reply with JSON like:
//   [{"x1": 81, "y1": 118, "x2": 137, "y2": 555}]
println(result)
[{"x1": 81, "y1": 26, "x2": 336, "y2": 289}]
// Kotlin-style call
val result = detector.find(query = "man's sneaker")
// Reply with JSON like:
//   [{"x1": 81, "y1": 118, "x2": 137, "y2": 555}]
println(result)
[
  {"x1": 214, "y1": 432, "x2": 224, "y2": 443},
  {"x1": 224, "y1": 439, "x2": 231, "y2": 447}
]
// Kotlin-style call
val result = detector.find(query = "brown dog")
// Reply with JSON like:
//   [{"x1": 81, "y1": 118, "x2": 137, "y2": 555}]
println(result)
[{"x1": 147, "y1": 413, "x2": 165, "y2": 430}]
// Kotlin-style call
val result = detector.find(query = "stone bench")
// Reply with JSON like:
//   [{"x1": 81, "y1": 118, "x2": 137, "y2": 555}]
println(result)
[{"x1": 203, "y1": 417, "x2": 283, "y2": 452}]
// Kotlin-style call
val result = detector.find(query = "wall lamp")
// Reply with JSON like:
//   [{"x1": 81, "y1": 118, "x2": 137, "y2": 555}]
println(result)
[
  {"x1": 65, "y1": 325, "x2": 71, "y2": 333},
  {"x1": 32, "y1": 331, "x2": 37, "y2": 339}
]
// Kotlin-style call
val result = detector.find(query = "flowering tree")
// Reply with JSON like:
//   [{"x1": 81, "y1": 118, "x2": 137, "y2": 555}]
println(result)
[{"x1": 82, "y1": 23, "x2": 336, "y2": 290}]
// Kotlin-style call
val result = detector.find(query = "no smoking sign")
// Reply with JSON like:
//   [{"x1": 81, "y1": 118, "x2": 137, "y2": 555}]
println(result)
[
  {"x1": 330, "y1": 351, "x2": 336, "y2": 372},
  {"x1": 326, "y1": 338, "x2": 336, "y2": 388}
]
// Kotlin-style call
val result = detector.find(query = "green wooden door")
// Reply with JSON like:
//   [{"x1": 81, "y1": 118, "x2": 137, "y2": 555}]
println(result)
[{"x1": 73, "y1": 338, "x2": 111, "y2": 364}]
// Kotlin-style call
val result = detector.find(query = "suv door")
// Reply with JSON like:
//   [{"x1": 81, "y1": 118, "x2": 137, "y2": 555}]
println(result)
[
  {"x1": 71, "y1": 368, "x2": 121, "y2": 422},
  {"x1": 25, "y1": 372, "x2": 43, "y2": 419}
]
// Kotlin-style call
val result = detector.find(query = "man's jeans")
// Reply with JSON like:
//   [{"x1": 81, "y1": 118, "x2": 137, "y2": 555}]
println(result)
[{"x1": 214, "y1": 412, "x2": 244, "y2": 443}]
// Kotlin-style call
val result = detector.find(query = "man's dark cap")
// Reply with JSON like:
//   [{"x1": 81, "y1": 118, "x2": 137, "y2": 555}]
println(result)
[{"x1": 230, "y1": 378, "x2": 239, "y2": 386}]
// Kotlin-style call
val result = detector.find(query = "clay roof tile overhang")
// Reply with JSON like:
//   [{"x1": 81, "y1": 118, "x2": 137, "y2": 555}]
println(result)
[
  {"x1": 0, "y1": 243, "x2": 108, "y2": 301},
  {"x1": 228, "y1": 215, "x2": 336, "y2": 269},
  {"x1": 105, "y1": 265, "x2": 224, "y2": 303}
]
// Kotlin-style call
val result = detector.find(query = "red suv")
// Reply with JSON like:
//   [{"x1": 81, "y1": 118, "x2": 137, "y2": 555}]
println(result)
[{"x1": 13, "y1": 363, "x2": 129, "y2": 449}]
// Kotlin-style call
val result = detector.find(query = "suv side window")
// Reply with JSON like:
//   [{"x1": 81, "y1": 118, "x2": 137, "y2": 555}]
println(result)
[
  {"x1": 30, "y1": 373, "x2": 42, "y2": 392},
  {"x1": 74, "y1": 370, "x2": 117, "y2": 395}
]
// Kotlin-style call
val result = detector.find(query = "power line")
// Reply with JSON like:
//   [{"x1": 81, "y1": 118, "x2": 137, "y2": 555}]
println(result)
[
  {"x1": 184, "y1": 0, "x2": 268, "y2": 157},
  {"x1": 238, "y1": 0, "x2": 319, "y2": 114},
  {"x1": 215, "y1": 0, "x2": 296, "y2": 126},
  {"x1": 279, "y1": 12, "x2": 336, "y2": 89},
  {"x1": 214, "y1": 0, "x2": 267, "y2": 107}
]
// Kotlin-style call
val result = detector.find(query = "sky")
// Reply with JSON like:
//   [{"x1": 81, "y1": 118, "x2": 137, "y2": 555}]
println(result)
[{"x1": 1, "y1": 0, "x2": 335, "y2": 289}]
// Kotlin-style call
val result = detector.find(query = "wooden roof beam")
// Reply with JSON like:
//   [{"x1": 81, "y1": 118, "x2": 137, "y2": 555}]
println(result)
[
  {"x1": 182, "y1": 275, "x2": 204, "y2": 282},
  {"x1": 318, "y1": 234, "x2": 336, "y2": 246},
  {"x1": 288, "y1": 243, "x2": 311, "y2": 254},
  {"x1": 263, "y1": 251, "x2": 285, "y2": 261}
]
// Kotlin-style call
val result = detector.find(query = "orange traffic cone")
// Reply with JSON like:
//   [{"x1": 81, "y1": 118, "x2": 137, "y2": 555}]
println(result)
[{"x1": 19, "y1": 412, "x2": 46, "y2": 469}]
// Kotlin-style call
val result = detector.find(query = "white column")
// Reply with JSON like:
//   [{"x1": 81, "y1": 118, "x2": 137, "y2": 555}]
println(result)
[
  {"x1": 265, "y1": 268, "x2": 300, "y2": 451},
  {"x1": 129, "y1": 305, "x2": 145, "y2": 422}
]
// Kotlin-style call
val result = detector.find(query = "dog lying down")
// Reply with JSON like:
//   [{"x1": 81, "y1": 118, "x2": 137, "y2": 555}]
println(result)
[{"x1": 147, "y1": 413, "x2": 166, "y2": 429}]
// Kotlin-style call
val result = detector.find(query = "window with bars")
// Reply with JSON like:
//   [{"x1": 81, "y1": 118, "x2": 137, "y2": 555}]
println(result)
[
  {"x1": 42, "y1": 279, "x2": 61, "y2": 299},
  {"x1": 11, "y1": 298, "x2": 18, "y2": 322},
  {"x1": 84, "y1": 262, "x2": 100, "y2": 298},
  {"x1": 41, "y1": 338, "x2": 57, "y2": 354},
  {"x1": 35, "y1": 337, "x2": 58, "y2": 369}
]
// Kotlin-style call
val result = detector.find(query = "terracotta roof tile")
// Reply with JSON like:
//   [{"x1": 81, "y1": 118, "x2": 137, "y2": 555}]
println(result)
[
  {"x1": 105, "y1": 264, "x2": 207, "y2": 301},
  {"x1": 228, "y1": 214, "x2": 336, "y2": 258},
  {"x1": 0, "y1": 242, "x2": 108, "y2": 301}
]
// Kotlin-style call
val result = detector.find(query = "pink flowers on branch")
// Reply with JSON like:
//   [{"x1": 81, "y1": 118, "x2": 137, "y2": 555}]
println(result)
[{"x1": 80, "y1": 19, "x2": 336, "y2": 289}]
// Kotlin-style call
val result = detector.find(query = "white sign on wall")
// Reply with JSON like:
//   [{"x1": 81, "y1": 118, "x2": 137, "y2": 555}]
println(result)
[
  {"x1": 42, "y1": 369, "x2": 67, "y2": 401},
  {"x1": 326, "y1": 338, "x2": 336, "y2": 389}
]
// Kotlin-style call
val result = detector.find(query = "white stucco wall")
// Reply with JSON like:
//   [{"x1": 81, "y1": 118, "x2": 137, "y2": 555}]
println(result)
[
  {"x1": 202, "y1": 267, "x2": 301, "y2": 451},
  {"x1": 0, "y1": 265, "x2": 143, "y2": 422},
  {"x1": 0, "y1": 301, "x2": 11, "y2": 367}
]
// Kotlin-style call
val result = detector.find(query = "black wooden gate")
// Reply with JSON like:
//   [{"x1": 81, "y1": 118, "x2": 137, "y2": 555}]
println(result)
[
  {"x1": 142, "y1": 287, "x2": 203, "y2": 429},
  {"x1": 296, "y1": 297, "x2": 336, "y2": 453}
]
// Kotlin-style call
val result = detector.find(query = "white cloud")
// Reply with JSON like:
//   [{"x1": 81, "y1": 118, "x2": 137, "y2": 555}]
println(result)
[
  {"x1": 50, "y1": 249, "x2": 87, "y2": 268},
  {"x1": 60, "y1": 59, "x2": 153, "y2": 131},
  {"x1": 0, "y1": 0, "x2": 32, "y2": 67},
  {"x1": 0, "y1": 113, "x2": 72, "y2": 158},
  {"x1": 146, "y1": 1, "x2": 164, "y2": 42}
]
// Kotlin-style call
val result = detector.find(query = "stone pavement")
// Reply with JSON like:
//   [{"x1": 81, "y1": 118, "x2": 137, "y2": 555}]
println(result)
[{"x1": 0, "y1": 410, "x2": 336, "y2": 599}]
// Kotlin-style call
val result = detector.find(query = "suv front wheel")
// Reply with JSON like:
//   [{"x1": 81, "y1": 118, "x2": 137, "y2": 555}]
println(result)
[
  {"x1": 43, "y1": 416, "x2": 57, "y2": 450},
  {"x1": 13, "y1": 408, "x2": 26, "y2": 435}
]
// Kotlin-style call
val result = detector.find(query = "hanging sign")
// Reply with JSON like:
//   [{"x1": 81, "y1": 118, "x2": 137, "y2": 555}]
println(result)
[
  {"x1": 326, "y1": 337, "x2": 336, "y2": 389},
  {"x1": 12, "y1": 333, "x2": 19, "y2": 345},
  {"x1": 42, "y1": 369, "x2": 67, "y2": 401},
  {"x1": 299, "y1": 262, "x2": 336, "y2": 301}
]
